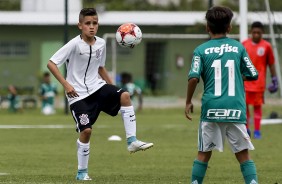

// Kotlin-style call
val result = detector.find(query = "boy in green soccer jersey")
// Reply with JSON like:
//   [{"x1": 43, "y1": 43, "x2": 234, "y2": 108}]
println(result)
[
  {"x1": 39, "y1": 72, "x2": 57, "y2": 115},
  {"x1": 120, "y1": 72, "x2": 143, "y2": 111},
  {"x1": 185, "y1": 6, "x2": 259, "y2": 184}
]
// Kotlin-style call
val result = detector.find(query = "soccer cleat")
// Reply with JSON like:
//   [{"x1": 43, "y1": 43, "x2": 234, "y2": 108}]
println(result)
[
  {"x1": 127, "y1": 140, "x2": 154, "y2": 153},
  {"x1": 76, "y1": 169, "x2": 92, "y2": 181},
  {"x1": 253, "y1": 130, "x2": 261, "y2": 139}
]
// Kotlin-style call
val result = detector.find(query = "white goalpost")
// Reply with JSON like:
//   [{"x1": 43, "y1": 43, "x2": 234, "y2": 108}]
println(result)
[{"x1": 239, "y1": 0, "x2": 282, "y2": 97}]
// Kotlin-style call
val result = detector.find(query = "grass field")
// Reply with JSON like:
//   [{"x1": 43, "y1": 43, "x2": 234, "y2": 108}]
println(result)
[{"x1": 0, "y1": 105, "x2": 281, "y2": 184}]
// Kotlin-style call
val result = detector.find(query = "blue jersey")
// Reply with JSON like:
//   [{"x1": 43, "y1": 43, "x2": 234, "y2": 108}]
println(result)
[{"x1": 188, "y1": 37, "x2": 258, "y2": 123}]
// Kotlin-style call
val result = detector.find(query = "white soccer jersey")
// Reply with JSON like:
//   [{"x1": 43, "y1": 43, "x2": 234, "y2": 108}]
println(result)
[{"x1": 50, "y1": 35, "x2": 107, "y2": 105}]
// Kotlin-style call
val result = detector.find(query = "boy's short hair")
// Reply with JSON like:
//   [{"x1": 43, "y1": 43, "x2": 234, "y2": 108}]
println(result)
[
  {"x1": 121, "y1": 72, "x2": 132, "y2": 83},
  {"x1": 43, "y1": 72, "x2": 50, "y2": 77},
  {"x1": 79, "y1": 8, "x2": 97, "y2": 22},
  {"x1": 251, "y1": 21, "x2": 264, "y2": 31},
  {"x1": 205, "y1": 6, "x2": 233, "y2": 34}
]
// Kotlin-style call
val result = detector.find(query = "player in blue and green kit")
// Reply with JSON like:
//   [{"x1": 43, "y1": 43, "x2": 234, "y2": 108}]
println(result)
[{"x1": 185, "y1": 6, "x2": 259, "y2": 184}]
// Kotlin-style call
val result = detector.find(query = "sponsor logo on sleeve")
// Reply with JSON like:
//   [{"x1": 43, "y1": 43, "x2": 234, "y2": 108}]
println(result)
[
  {"x1": 192, "y1": 56, "x2": 200, "y2": 73},
  {"x1": 244, "y1": 57, "x2": 257, "y2": 76}
]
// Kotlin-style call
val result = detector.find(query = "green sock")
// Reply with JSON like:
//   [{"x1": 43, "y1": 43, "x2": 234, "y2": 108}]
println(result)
[
  {"x1": 240, "y1": 160, "x2": 258, "y2": 184},
  {"x1": 191, "y1": 159, "x2": 208, "y2": 184}
]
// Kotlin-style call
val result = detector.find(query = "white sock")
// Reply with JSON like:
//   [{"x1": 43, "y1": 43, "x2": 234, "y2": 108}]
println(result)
[
  {"x1": 120, "y1": 106, "x2": 136, "y2": 138},
  {"x1": 77, "y1": 139, "x2": 90, "y2": 170}
]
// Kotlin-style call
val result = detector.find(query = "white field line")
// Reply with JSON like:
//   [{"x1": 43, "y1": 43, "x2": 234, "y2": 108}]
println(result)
[
  {"x1": 261, "y1": 119, "x2": 282, "y2": 125},
  {"x1": 0, "y1": 173, "x2": 9, "y2": 175},
  {"x1": 0, "y1": 120, "x2": 280, "y2": 129},
  {"x1": 0, "y1": 125, "x2": 109, "y2": 129}
]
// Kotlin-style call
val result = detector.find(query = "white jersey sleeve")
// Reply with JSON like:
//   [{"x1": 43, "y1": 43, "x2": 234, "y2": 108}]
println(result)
[
  {"x1": 50, "y1": 38, "x2": 76, "y2": 67},
  {"x1": 100, "y1": 43, "x2": 106, "y2": 67}
]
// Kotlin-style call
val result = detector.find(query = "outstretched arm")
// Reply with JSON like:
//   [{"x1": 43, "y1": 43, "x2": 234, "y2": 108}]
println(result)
[
  {"x1": 185, "y1": 78, "x2": 198, "y2": 121},
  {"x1": 98, "y1": 66, "x2": 113, "y2": 85},
  {"x1": 47, "y1": 60, "x2": 78, "y2": 98},
  {"x1": 269, "y1": 64, "x2": 277, "y2": 77},
  {"x1": 268, "y1": 64, "x2": 278, "y2": 93}
]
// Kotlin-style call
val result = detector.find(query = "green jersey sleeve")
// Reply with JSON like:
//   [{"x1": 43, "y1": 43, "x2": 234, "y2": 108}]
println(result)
[
  {"x1": 188, "y1": 49, "x2": 202, "y2": 80},
  {"x1": 240, "y1": 48, "x2": 259, "y2": 80}
]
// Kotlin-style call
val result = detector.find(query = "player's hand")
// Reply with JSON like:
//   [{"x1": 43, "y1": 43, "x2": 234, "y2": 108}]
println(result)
[
  {"x1": 64, "y1": 84, "x2": 79, "y2": 98},
  {"x1": 268, "y1": 76, "x2": 278, "y2": 93},
  {"x1": 185, "y1": 103, "x2": 194, "y2": 121}
]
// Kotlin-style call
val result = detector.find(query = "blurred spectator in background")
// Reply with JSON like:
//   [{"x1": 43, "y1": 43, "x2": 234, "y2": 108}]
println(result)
[
  {"x1": 39, "y1": 72, "x2": 58, "y2": 115},
  {"x1": 7, "y1": 85, "x2": 20, "y2": 112},
  {"x1": 120, "y1": 72, "x2": 143, "y2": 111},
  {"x1": 243, "y1": 21, "x2": 278, "y2": 139}
]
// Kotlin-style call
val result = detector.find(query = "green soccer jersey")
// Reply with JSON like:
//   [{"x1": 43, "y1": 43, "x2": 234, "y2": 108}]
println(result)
[
  {"x1": 40, "y1": 83, "x2": 57, "y2": 108},
  {"x1": 188, "y1": 37, "x2": 258, "y2": 123}
]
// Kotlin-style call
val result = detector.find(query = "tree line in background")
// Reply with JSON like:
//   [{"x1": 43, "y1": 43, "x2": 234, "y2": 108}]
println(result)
[{"x1": 1, "y1": 0, "x2": 282, "y2": 11}]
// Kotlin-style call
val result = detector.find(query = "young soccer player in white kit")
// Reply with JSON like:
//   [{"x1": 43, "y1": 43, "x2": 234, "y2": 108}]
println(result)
[{"x1": 47, "y1": 8, "x2": 153, "y2": 181}]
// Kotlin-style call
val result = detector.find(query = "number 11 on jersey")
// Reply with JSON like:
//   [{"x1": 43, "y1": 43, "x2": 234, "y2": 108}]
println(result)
[{"x1": 211, "y1": 59, "x2": 235, "y2": 96}]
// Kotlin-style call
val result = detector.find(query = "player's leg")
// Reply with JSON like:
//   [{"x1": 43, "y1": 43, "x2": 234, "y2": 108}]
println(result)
[
  {"x1": 227, "y1": 123, "x2": 258, "y2": 184},
  {"x1": 76, "y1": 128, "x2": 92, "y2": 180},
  {"x1": 120, "y1": 91, "x2": 153, "y2": 153},
  {"x1": 253, "y1": 105, "x2": 262, "y2": 139},
  {"x1": 235, "y1": 150, "x2": 258, "y2": 184},
  {"x1": 191, "y1": 122, "x2": 223, "y2": 184},
  {"x1": 70, "y1": 95, "x2": 99, "y2": 181},
  {"x1": 191, "y1": 151, "x2": 211, "y2": 184}
]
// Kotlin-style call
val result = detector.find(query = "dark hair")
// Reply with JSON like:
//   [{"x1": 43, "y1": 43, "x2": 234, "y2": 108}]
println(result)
[
  {"x1": 43, "y1": 72, "x2": 50, "y2": 77},
  {"x1": 251, "y1": 21, "x2": 264, "y2": 31},
  {"x1": 205, "y1": 6, "x2": 233, "y2": 34},
  {"x1": 79, "y1": 8, "x2": 97, "y2": 22},
  {"x1": 121, "y1": 72, "x2": 132, "y2": 83}
]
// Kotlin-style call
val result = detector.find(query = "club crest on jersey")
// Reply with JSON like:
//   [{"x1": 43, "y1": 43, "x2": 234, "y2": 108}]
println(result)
[
  {"x1": 96, "y1": 49, "x2": 101, "y2": 59},
  {"x1": 79, "y1": 114, "x2": 89, "y2": 125},
  {"x1": 257, "y1": 47, "x2": 265, "y2": 56}
]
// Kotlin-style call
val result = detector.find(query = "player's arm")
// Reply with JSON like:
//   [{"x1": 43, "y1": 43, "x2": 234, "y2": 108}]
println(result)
[
  {"x1": 47, "y1": 60, "x2": 78, "y2": 98},
  {"x1": 268, "y1": 63, "x2": 278, "y2": 93},
  {"x1": 98, "y1": 66, "x2": 114, "y2": 85},
  {"x1": 185, "y1": 78, "x2": 198, "y2": 120},
  {"x1": 186, "y1": 52, "x2": 202, "y2": 120}
]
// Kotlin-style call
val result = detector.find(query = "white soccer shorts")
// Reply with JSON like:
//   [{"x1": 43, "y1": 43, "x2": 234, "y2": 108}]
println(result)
[{"x1": 198, "y1": 121, "x2": 255, "y2": 153}]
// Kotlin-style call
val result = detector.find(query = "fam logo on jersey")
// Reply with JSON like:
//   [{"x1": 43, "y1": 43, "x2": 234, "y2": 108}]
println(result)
[
  {"x1": 257, "y1": 47, "x2": 265, "y2": 56},
  {"x1": 192, "y1": 56, "x2": 200, "y2": 72},
  {"x1": 207, "y1": 109, "x2": 241, "y2": 120},
  {"x1": 96, "y1": 49, "x2": 101, "y2": 59},
  {"x1": 79, "y1": 114, "x2": 89, "y2": 125}
]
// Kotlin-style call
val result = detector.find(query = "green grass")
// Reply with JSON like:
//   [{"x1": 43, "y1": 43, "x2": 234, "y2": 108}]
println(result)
[{"x1": 0, "y1": 106, "x2": 281, "y2": 184}]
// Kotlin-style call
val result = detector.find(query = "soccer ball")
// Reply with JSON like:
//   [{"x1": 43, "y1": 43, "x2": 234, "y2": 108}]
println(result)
[{"x1": 115, "y1": 23, "x2": 142, "y2": 48}]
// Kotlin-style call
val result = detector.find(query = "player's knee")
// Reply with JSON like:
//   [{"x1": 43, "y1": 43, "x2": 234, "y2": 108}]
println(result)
[
  {"x1": 80, "y1": 128, "x2": 92, "y2": 142},
  {"x1": 120, "y1": 92, "x2": 131, "y2": 106}
]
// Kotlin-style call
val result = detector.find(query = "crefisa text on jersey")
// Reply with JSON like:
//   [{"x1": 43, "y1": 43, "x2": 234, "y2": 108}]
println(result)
[
  {"x1": 244, "y1": 57, "x2": 257, "y2": 76},
  {"x1": 204, "y1": 44, "x2": 238, "y2": 56}
]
